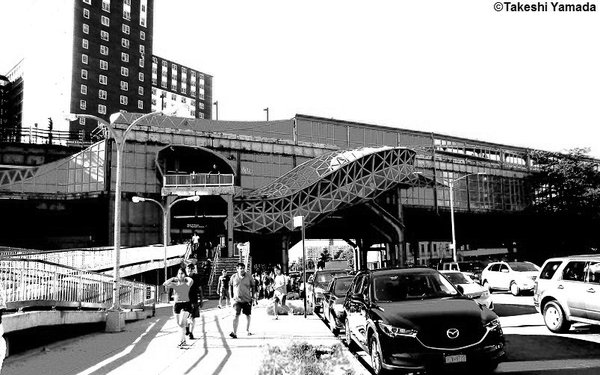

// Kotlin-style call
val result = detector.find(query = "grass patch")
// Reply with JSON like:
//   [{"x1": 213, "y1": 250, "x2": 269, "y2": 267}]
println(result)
[{"x1": 258, "y1": 341, "x2": 356, "y2": 375}]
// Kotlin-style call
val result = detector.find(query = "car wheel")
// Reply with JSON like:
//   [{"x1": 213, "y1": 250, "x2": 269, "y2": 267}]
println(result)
[
  {"x1": 543, "y1": 300, "x2": 571, "y2": 333},
  {"x1": 510, "y1": 282, "x2": 520, "y2": 296},
  {"x1": 483, "y1": 280, "x2": 492, "y2": 292},
  {"x1": 370, "y1": 335, "x2": 387, "y2": 375}
]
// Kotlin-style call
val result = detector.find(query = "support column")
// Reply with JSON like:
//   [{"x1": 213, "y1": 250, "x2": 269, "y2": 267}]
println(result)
[
  {"x1": 281, "y1": 235, "x2": 290, "y2": 274},
  {"x1": 225, "y1": 194, "x2": 234, "y2": 257},
  {"x1": 358, "y1": 238, "x2": 370, "y2": 271},
  {"x1": 165, "y1": 196, "x2": 175, "y2": 245}
]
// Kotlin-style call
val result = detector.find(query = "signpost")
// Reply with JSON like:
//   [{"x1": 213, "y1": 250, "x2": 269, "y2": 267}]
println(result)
[{"x1": 293, "y1": 216, "x2": 307, "y2": 318}]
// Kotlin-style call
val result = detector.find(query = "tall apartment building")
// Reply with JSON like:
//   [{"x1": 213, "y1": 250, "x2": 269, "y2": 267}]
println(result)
[
  {"x1": 0, "y1": 61, "x2": 24, "y2": 142},
  {"x1": 1, "y1": 0, "x2": 212, "y2": 140},
  {"x1": 151, "y1": 56, "x2": 212, "y2": 119}
]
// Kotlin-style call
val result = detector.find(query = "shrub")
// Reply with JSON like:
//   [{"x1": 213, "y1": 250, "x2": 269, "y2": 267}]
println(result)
[{"x1": 258, "y1": 341, "x2": 356, "y2": 375}]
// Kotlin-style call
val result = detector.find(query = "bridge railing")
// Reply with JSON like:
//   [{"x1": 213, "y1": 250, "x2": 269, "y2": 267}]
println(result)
[
  {"x1": 0, "y1": 244, "x2": 188, "y2": 272},
  {"x1": 164, "y1": 173, "x2": 234, "y2": 188},
  {"x1": 1, "y1": 258, "x2": 156, "y2": 310},
  {"x1": 0, "y1": 127, "x2": 95, "y2": 147}
]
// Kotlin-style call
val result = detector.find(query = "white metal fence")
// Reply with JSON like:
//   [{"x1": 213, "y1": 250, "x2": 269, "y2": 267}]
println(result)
[
  {"x1": 164, "y1": 173, "x2": 234, "y2": 188},
  {"x1": 1, "y1": 258, "x2": 156, "y2": 310}
]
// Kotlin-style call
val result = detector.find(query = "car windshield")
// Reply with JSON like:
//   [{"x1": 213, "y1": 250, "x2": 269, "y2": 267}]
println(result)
[
  {"x1": 373, "y1": 272, "x2": 458, "y2": 302},
  {"x1": 508, "y1": 262, "x2": 539, "y2": 272},
  {"x1": 444, "y1": 272, "x2": 472, "y2": 285},
  {"x1": 333, "y1": 278, "x2": 353, "y2": 297},
  {"x1": 314, "y1": 271, "x2": 347, "y2": 288}
]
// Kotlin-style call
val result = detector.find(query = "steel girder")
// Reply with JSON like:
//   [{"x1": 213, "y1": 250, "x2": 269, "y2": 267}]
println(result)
[{"x1": 234, "y1": 146, "x2": 418, "y2": 234}]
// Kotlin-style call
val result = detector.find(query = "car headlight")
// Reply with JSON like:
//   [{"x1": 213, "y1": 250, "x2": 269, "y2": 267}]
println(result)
[
  {"x1": 484, "y1": 318, "x2": 501, "y2": 330},
  {"x1": 379, "y1": 322, "x2": 418, "y2": 338}
]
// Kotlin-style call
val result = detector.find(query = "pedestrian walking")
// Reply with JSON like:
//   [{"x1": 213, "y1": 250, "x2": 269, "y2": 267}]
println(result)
[
  {"x1": 163, "y1": 267, "x2": 194, "y2": 348},
  {"x1": 186, "y1": 263, "x2": 202, "y2": 340},
  {"x1": 229, "y1": 263, "x2": 254, "y2": 339},
  {"x1": 272, "y1": 265, "x2": 289, "y2": 319},
  {"x1": 217, "y1": 269, "x2": 229, "y2": 309},
  {"x1": 191, "y1": 232, "x2": 199, "y2": 256}
]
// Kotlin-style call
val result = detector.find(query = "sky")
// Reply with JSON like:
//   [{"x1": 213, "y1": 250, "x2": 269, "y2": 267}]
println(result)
[{"x1": 1, "y1": 0, "x2": 600, "y2": 157}]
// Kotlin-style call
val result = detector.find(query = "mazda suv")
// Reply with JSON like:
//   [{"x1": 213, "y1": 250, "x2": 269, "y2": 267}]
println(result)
[{"x1": 343, "y1": 267, "x2": 505, "y2": 374}]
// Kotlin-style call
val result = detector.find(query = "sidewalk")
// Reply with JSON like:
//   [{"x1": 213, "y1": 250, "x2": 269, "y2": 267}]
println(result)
[{"x1": 4, "y1": 300, "x2": 369, "y2": 375}]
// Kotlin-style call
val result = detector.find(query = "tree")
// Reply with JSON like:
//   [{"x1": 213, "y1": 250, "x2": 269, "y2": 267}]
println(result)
[{"x1": 527, "y1": 148, "x2": 600, "y2": 216}]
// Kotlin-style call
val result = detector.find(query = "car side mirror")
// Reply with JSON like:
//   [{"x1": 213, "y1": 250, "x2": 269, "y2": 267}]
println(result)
[{"x1": 456, "y1": 285, "x2": 465, "y2": 294}]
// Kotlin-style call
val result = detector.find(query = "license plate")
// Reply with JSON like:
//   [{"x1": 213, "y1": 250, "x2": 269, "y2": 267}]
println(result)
[{"x1": 444, "y1": 354, "x2": 467, "y2": 364}]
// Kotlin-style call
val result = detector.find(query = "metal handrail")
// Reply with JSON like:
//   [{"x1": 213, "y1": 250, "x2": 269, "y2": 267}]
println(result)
[
  {"x1": 163, "y1": 173, "x2": 234, "y2": 188},
  {"x1": 0, "y1": 127, "x2": 95, "y2": 146},
  {"x1": 1, "y1": 258, "x2": 156, "y2": 310},
  {"x1": 0, "y1": 244, "x2": 188, "y2": 272},
  {"x1": 207, "y1": 246, "x2": 220, "y2": 295}
]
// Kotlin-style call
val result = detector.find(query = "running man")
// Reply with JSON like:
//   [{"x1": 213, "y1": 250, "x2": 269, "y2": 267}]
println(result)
[
  {"x1": 163, "y1": 267, "x2": 194, "y2": 347},
  {"x1": 229, "y1": 263, "x2": 254, "y2": 339}
]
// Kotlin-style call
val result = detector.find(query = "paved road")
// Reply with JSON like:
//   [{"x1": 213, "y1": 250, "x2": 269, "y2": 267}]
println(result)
[{"x1": 322, "y1": 292, "x2": 600, "y2": 374}]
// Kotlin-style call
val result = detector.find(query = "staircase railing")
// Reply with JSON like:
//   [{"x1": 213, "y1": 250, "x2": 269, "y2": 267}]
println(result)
[{"x1": 207, "y1": 246, "x2": 220, "y2": 295}]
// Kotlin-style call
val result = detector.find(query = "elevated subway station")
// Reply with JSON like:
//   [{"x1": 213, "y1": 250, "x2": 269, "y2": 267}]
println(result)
[{"x1": 0, "y1": 113, "x2": 551, "y2": 275}]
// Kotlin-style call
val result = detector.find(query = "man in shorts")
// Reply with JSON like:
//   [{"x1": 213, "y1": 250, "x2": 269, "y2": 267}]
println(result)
[
  {"x1": 186, "y1": 263, "x2": 202, "y2": 340},
  {"x1": 229, "y1": 263, "x2": 254, "y2": 339}
]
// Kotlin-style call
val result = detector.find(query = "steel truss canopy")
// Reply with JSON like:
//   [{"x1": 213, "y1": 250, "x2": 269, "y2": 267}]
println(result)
[{"x1": 234, "y1": 146, "x2": 419, "y2": 234}]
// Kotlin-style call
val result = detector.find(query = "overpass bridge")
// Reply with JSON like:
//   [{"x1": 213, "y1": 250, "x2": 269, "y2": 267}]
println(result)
[{"x1": 0, "y1": 112, "x2": 541, "y2": 272}]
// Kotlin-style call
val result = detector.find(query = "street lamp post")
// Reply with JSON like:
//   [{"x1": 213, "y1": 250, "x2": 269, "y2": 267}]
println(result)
[
  {"x1": 213, "y1": 101, "x2": 219, "y2": 120},
  {"x1": 263, "y1": 107, "x2": 269, "y2": 121},
  {"x1": 67, "y1": 111, "x2": 166, "y2": 325},
  {"x1": 293, "y1": 216, "x2": 307, "y2": 319},
  {"x1": 132, "y1": 195, "x2": 200, "y2": 282},
  {"x1": 448, "y1": 172, "x2": 484, "y2": 262}
]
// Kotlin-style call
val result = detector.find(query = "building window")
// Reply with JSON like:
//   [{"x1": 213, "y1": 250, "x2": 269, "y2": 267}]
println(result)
[
  {"x1": 101, "y1": 15, "x2": 110, "y2": 26},
  {"x1": 81, "y1": 54, "x2": 88, "y2": 64},
  {"x1": 139, "y1": 45, "x2": 145, "y2": 54},
  {"x1": 99, "y1": 75, "x2": 107, "y2": 85},
  {"x1": 120, "y1": 81, "x2": 128, "y2": 91},
  {"x1": 102, "y1": 0, "x2": 110, "y2": 12},
  {"x1": 83, "y1": 0, "x2": 91, "y2": 4},
  {"x1": 81, "y1": 84, "x2": 87, "y2": 95},
  {"x1": 198, "y1": 102, "x2": 204, "y2": 109},
  {"x1": 80, "y1": 100, "x2": 86, "y2": 110},
  {"x1": 140, "y1": 31, "x2": 145, "y2": 40},
  {"x1": 81, "y1": 69, "x2": 88, "y2": 79},
  {"x1": 82, "y1": 38, "x2": 88, "y2": 49},
  {"x1": 141, "y1": 4, "x2": 146, "y2": 12},
  {"x1": 138, "y1": 72, "x2": 144, "y2": 82},
  {"x1": 181, "y1": 87, "x2": 186, "y2": 94},
  {"x1": 152, "y1": 77, "x2": 157, "y2": 85},
  {"x1": 138, "y1": 100, "x2": 143, "y2": 109},
  {"x1": 120, "y1": 95, "x2": 128, "y2": 105},
  {"x1": 139, "y1": 58, "x2": 144, "y2": 68},
  {"x1": 124, "y1": 0, "x2": 130, "y2": 5},
  {"x1": 99, "y1": 89, "x2": 107, "y2": 100},
  {"x1": 79, "y1": 118, "x2": 86, "y2": 125},
  {"x1": 100, "y1": 45, "x2": 109, "y2": 55},
  {"x1": 138, "y1": 86, "x2": 144, "y2": 95},
  {"x1": 171, "y1": 93, "x2": 176, "y2": 100},
  {"x1": 122, "y1": 24, "x2": 130, "y2": 34},
  {"x1": 198, "y1": 113, "x2": 204, "y2": 119},
  {"x1": 162, "y1": 60, "x2": 167, "y2": 68},
  {"x1": 140, "y1": 17, "x2": 146, "y2": 27},
  {"x1": 100, "y1": 60, "x2": 108, "y2": 70},
  {"x1": 171, "y1": 83, "x2": 177, "y2": 91},
  {"x1": 83, "y1": 8, "x2": 90, "y2": 19},
  {"x1": 121, "y1": 38, "x2": 129, "y2": 48},
  {"x1": 101, "y1": 30, "x2": 109, "y2": 41},
  {"x1": 123, "y1": 10, "x2": 130, "y2": 20},
  {"x1": 82, "y1": 24, "x2": 89, "y2": 34},
  {"x1": 98, "y1": 104, "x2": 106, "y2": 114},
  {"x1": 121, "y1": 67, "x2": 129, "y2": 77}
]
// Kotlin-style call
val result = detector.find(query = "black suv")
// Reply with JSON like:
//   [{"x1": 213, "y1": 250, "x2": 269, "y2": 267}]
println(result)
[{"x1": 343, "y1": 268, "x2": 505, "y2": 374}]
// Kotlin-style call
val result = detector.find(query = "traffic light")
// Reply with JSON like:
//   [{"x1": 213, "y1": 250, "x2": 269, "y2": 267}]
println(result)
[{"x1": 48, "y1": 117, "x2": 53, "y2": 130}]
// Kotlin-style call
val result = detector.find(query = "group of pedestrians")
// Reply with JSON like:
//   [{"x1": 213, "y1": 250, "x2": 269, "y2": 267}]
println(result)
[{"x1": 162, "y1": 262, "x2": 292, "y2": 346}]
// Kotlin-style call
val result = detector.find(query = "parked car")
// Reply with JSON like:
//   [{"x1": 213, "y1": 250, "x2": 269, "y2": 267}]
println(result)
[
  {"x1": 343, "y1": 267, "x2": 505, "y2": 374},
  {"x1": 534, "y1": 254, "x2": 600, "y2": 333},
  {"x1": 322, "y1": 275, "x2": 354, "y2": 335},
  {"x1": 307, "y1": 268, "x2": 350, "y2": 312},
  {"x1": 440, "y1": 270, "x2": 493, "y2": 310},
  {"x1": 481, "y1": 261, "x2": 540, "y2": 296}
]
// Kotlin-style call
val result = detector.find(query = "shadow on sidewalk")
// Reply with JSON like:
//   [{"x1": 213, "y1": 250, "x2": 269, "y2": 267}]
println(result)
[{"x1": 183, "y1": 315, "x2": 232, "y2": 375}]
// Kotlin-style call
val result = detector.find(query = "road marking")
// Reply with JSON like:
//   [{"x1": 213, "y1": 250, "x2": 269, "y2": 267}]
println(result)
[
  {"x1": 74, "y1": 319, "x2": 158, "y2": 375},
  {"x1": 497, "y1": 359, "x2": 600, "y2": 373}
]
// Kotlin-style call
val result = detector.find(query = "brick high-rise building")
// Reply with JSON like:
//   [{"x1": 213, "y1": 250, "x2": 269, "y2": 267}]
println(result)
[{"x1": 2, "y1": 0, "x2": 213, "y2": 141}]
